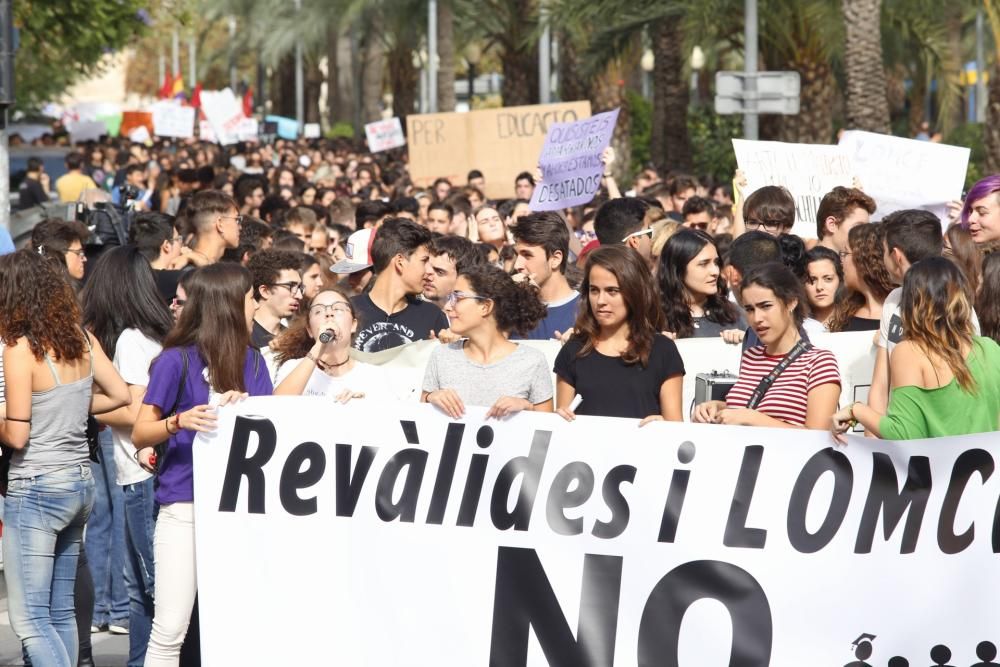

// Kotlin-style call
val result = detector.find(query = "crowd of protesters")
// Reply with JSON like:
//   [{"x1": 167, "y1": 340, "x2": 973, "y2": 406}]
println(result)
[{"x1": 1, "y1": 130, "x2": 1000, "y2": 667}]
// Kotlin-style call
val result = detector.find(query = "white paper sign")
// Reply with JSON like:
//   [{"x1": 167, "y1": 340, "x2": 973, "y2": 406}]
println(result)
[
  {"x1": 365, "y1": 117, "x2": 406, "y2": 152},
  {"x1": 199, "y1": 88, "x2": 244, "y2": 145},
  {"x1": 151, "y1": 104, "x2": 195, "y2": 139},
  {"x1": 198, "y1": 120, "x2": 216, "y2": 143},
  {"x1": 194, "y1": 399, "x2": 1000, "y2": 666},
  {"x1": 127, "y1": 126, "x2": 151, "y2": 144},
  {"x1": 839, "y1": 130, "x2": 970, "y2": 222},
  {"x1": 66, "y1": 120, "x2": 106, "y2": 144},
  {"x1": 236, "y1": 117, "x2": 259, "y2": 142},
  {"x1": 303, "y1": 122, "x2": 321, "y2": 139},
  {"x1": 732, "y1": 139, "x2": 853, "y2": 238}
]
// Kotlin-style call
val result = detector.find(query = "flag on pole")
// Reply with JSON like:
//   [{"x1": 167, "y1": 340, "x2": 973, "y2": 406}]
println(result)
[
  {"x1": 172, "y1": 75, "x2": 185, "y2": 100},
  {"x1": 158, "y1": 73, "x2": 172, "y2": 99},
  {"x1": 242, "y1": 86, "x2": 254, "y2": 117},
  {"x1": 191, "y1": 83, "x2": 203, "y2": 108}
]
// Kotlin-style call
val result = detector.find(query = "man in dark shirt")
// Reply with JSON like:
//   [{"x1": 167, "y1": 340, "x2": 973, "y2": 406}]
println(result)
[
  {"x1": 247, "y1": 250, "x2": 304, "y2": 349},
  {"x1": 352, "y1": 218, "x2": 448, "y2": 352},
  {"x1": 17, "y1": 157, "x2": 50, "y2": 210}
]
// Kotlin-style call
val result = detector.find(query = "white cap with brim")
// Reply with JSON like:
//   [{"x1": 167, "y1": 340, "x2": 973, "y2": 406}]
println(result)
[{"x1": 331, "y1": 227, "x2": 375, "y2": 274}]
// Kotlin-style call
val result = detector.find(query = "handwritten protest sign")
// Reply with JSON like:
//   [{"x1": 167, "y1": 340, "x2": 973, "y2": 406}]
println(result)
[
  {"x1": 151, "y1": 104, "x2": 195, "y2": 139},
  {"x1": 200, "y1": 89, "x2": 244, "y2": 145},
  {"x1": 732, "y1": 139, "x2": 853, "y2": 238},
  {"x1": 407, "y1": 101, "x2": 592, "y2": 199},
  {"x1": 838, "y1": 130, "x2": 970, "y2": 221},
  {"x1": 365, "y1": 117, "x2": 406, "y2": 152},
  {"x1": 529, "y1": 108, "x2": 619, "y2": 211}
]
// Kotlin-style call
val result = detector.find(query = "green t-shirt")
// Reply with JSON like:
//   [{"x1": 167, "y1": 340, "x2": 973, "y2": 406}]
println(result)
[{"x1": 880, "y1": 336, "x2": 1000, "y2": 440}]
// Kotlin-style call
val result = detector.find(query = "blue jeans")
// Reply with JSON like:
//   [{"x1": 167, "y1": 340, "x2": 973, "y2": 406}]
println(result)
[
  {"x1": 85, "y1": 428, "x2": 128, "y2": 626},
  {"x1": 3, "y1": 464, "x2": 95, "y2": 667},
  {"x1": 123, "y1": 477, "x2": 156, "y2": 667}
]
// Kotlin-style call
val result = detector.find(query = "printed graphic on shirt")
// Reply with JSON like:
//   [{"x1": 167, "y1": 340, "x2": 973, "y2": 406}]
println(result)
[
  {"x1": 354, "y1": 321, "x2": 417, "y2": 352},
  {"x1": 887, "y1": 314, "x2": 904, "y2": 345}
]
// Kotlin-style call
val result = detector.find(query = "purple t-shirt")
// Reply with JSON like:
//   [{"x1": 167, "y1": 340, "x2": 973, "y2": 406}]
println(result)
[{"x1": 143, "y1": 345, "x2": 273, "y2": 505}]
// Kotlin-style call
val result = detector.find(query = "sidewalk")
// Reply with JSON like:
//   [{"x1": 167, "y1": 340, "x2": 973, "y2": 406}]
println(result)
[{"x1": 0, "y1": 576, "x2": 128, "y2": 667}]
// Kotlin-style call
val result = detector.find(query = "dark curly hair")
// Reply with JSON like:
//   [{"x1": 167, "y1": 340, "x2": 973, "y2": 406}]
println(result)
[
  {"x1": 573, "y1": 245, "x2": 665, "y2": 366},
  {"x1": 457, "y1": 264, "x2": 547, "y2": 336},
  {"x1": 247, "y1": 249, "x2": 305, "y2": 299},
  {"x1": 271, "y1": 287, "x2": 356, "y2": 366},
  {"x1": 0, "y1": 249, "x2": 88, "y2": 362},
  {"x1": 828, "y1": 223, "x2": 895, "y2": 332},
  {"x1": 657, "y1": 229, "x2": 739, "y2": 338}
]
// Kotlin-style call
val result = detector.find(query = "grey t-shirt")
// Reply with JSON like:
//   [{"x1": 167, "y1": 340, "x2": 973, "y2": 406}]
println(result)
[{"x1": 422, "y1": 341, "x2": 553, "y2": 408}]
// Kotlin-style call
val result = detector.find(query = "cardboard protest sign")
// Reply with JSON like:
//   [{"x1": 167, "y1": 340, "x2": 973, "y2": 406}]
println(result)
[
  {"x1": 151, "y1": 104, "x2": 196, "y2": 139},
  {"x1": 838, "y1": 130, "x2": 970, "y2": 221},
  {"x1": 529, "y1": 108, "x2": 619, "y2": 211},
  {"x1": 196, "y1": 399, "x2": 1000, "y2": 665},
  {"x1": 732, "y1": 139, "x2": 853, "y2": 238},
  {"x1": 407, "y1": 101, "x2": 592, "y2": 199},
  {"x1": 364, "y1": 117, "x2": 406, "y2": 152},
  {"x1": 200, "y1": 89, "x2": 244, "y2": 145}
]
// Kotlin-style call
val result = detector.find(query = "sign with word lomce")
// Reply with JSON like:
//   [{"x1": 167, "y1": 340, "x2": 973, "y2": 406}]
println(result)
[
  {"x1": 365, "y1": 117, "x2": 406, "y2": 153},
  {"x1": 407, "y1": 101, "x2": 592, "y2": 200},
  {"x1": 195, "y1": 399, "x2": 1000, "y2": 665},
  {"x1": 529, "y1": 108, "x2": 619, "y2": 212},
  {"x1": 839, "y1": 130, "x2": 970, "y2": 222},
  {"x1": 733, "y1": 138, "x2": 853, "y2": 238}
]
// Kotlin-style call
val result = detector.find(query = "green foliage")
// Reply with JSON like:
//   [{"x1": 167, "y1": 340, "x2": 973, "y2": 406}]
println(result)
[
  {"x1": 944, "y1": 122, "x2": 986, "y2": 189},
  {"x1": 627, "y1": 90, "x2": 652, "y2": 174},
  {"x1": 14, "y1": 0, "x2": 148, "y2": 111},
  {"x1": 688, "y1": 108, "x2": 742, "y2": 183},
  {"x1": 327, "y1": 122, "x2": 355, "y2": 139}
]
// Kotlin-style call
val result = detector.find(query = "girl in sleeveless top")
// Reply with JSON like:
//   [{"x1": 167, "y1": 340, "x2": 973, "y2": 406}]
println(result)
[{"x1": 0, "y1": 249, "x2": 130, "y2": 667}]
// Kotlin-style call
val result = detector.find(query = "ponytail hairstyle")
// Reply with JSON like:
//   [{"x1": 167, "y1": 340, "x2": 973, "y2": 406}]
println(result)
[
  {"x1": 457, "y1": 264, "x2": 548, "y2": 336},
  {"x1": 740, "y1": 262, "x2": 809, "y2": 329},
  {"x1": 161, "y1": 263, "x2": 253, "y2": 392},
  {"x1": 900, "y1": 257, "x2": 977, "y2": 392}
]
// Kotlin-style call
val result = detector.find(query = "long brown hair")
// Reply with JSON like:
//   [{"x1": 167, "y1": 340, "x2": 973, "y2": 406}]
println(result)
[
  {"x1": 829, "y1": 223, "x2": 895, "y2": 332},
  {"x1": 270, "y1": 287, "x2": 355, "y2": 365},
  {"x1": 0, "y1": 249, "x2": 88, "y2": 362},
  {"x1": 573, "y1": 245, "x2": 665, "y2": 366},
  {"x1": 945, "y1": 224, "x2": 983, "y2": 294},
  {"x1": 162, "y1": 263, "x2": 253, "y2": 392},
  {"x1": 901, "y1": 257, "x2": 977, "y2": 392}
]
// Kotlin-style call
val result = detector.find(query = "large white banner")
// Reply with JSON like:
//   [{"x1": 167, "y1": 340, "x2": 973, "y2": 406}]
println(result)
[
  {"x1": 194, "y1": 399, "x2": 1000, "y2": 665},
  {"x1": 838, "y1": 130, "x2": 970, "y2": 222},
  {"x1": 733, "y1": 139, "x2": 854, "y2": 239},
  {"x1": 200, "y1": 88, "x2": 244, "y2": 145},
  {"x1": 151, "y1": 103, "x2": 196, "y2": 139}
]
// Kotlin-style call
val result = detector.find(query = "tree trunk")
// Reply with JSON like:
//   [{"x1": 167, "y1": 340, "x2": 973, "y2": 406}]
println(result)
[
  {"x1": 272, "y1": 55, "x2": 296, "y2": 118},
  {"x1": 940, "y1": 5, "x2": 964, "y2": 136},
  {"x1": 388, "y1": 44, "x2": 418, "y2": 121},
  {"x1": 326, "y1": 24, "x2": 354, "y2": 126},
  {"x1": 436, "y1": 0, "x2": 457, "y2": 112},
  {"x1": 842, "y1": 0, "x2": 891, "y2": 133},
  {"x1": 501, "y1": 45, "x2": 539, "y2": 107},
  {"x1": 985, "y1": 61, "x2": 1000, "y2": 173},
  {"x1": 305, "y1": 56, "x2": 322, "y2": 124},
  {"x1": 777, "y1": 58, "x2": 834, "y2": 143},
  {"x1": 650, "y1": 16, "x2": 692, "y2": 173},
  {"x1": 591, "y1": 59, "x2": 630, "y2": 181},
  {"x1": 557, "y1": 30, "x2": 591, "y2": 103},
  {"x1": 360, "y1": 21, "x2": 385, "y2": 123}
]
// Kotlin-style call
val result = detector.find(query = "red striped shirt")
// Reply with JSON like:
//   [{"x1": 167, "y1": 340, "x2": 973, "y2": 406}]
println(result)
[{"x1": 726, "y1": 345, "x2": 841, "y2": 426}]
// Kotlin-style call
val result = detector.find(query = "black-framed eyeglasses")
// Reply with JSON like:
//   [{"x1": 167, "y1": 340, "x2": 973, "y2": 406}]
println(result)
[
  {"x1": 220, "y1": 213, "x2": 245, "y2": 227},
  {"x1": 746, "y1": 219, "x2": 785, "y2": 233},
  {"x1": 309, "y1": 303, "x2": 352, "y2": 317},
  {"x1": 66, "y1": 248, "x2": 86, "y2": 258},
  {"x1": 839, "y1": 250, "x2": 852, "y2": 259},
  {"x1": 444, "y1": 291, "x2": 489, "y2": 308},
  {"x1": 269, "y1": 282, "x2": 304, "y2": 295}
]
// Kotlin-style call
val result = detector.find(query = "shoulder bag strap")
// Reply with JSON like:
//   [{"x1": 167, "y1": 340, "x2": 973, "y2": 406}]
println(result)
[{"x1": 745, "y1": 340, "x2": 813, "y2": 410}]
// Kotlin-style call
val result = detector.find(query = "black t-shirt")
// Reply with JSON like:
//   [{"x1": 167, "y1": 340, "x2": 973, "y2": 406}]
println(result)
[
  {"x1": 17, "y1": 177, "x2": 48, "y2": 210},
  {"x1": 842, "y1": 315, "x2": 880, "y2": 332},
  {"x1": 251, "y1": 320, "x2": 284, "y2": 349},
  {"x1": 554, "y1": 334, "x2": 686, "y2": 419},
  {"x1": 153, "y1": 269, "x2": 184, "y2": 305},
  {"x1": 351, "y1": 293, "x2": 449, "y2": 353}
]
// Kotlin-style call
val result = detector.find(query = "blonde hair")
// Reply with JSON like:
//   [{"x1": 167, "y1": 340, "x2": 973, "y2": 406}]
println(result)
[{"x1": 651, "y1": 219, "x2": 680, "y2": 258}]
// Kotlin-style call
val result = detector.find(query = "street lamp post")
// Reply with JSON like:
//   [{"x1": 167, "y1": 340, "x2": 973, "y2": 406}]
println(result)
[
  {"x1": 641, "y1": 48, "x2": 654, "y2": 100},
  {"x1": 294, "y1": 0, "x2": 304, "y2": 134},
  {"x1": 465, "y1": 43, "x2": 481, "y2": 110},
  {"x1": 690, "y1": 46, "x2": 705, "y2": 106},
  {"x1": 428, "y1": 0, "x2": 438, "y2": 113}
]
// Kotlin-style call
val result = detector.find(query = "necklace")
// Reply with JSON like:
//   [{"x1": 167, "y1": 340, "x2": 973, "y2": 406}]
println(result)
[{"x1": 316, "y1": 355, "x2": 352, "y2": 374}]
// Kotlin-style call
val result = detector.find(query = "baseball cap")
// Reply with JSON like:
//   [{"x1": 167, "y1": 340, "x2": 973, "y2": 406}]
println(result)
[{"x1": 331, "y1": 228, "x2": 376, "y2": 274}]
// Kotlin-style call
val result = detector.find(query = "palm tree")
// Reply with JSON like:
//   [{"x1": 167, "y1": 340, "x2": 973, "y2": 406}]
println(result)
[
  {"x1": 437, "y1": 0, "x2": 458, "y2": 112},
  {"x1": 843, "y1": 0, "x2": 891, "y2": 132},
  {"x1": 983, "y1": 0, "x2": 1000, "y2": 172}
]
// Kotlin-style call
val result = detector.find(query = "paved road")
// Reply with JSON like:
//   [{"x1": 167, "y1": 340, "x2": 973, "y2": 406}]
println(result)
[{"x1": 0, "y1": 576, "x2": 128, "y2": 667}]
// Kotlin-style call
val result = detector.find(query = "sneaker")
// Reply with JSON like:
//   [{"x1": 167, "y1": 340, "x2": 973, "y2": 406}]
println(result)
[
  {"x1": 91, "y1": 623, "x2": 109, "y2": 633},
  {"x1": 108, "y1": 620, "x2": 129, "y2": 635}
]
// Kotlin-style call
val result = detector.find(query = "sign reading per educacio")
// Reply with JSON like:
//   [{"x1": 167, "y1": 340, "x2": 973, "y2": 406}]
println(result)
[{"x1": 193, "y1": 399, "x2": 1000, "y2": 666}]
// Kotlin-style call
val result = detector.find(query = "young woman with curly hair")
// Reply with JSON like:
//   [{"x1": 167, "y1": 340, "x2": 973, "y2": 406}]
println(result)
[
  {"x1": 421, "y1": 264, "x2": 553, "y2": 418},
  {"x1": 833, "y1": 257, "x2": 1000, "y2": 441},
  {"x1": 272, "y1": 287, "x2": 390, "y2": 401},
  {"x1": 131, "y1": 263, "x2": 272, "y2": 666},
  {"x1": 555, "y1": 245, "x2": 685, "y2": 424},
  {"x1": 0, "y1": 249, "x2": 130, "y2": 667},
  {"x1": 657, "y1": 229, "x2": 746, "y2": 339},
  {"x1": 827, "y1": 223, "x2": 895, "y2": 332}
]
